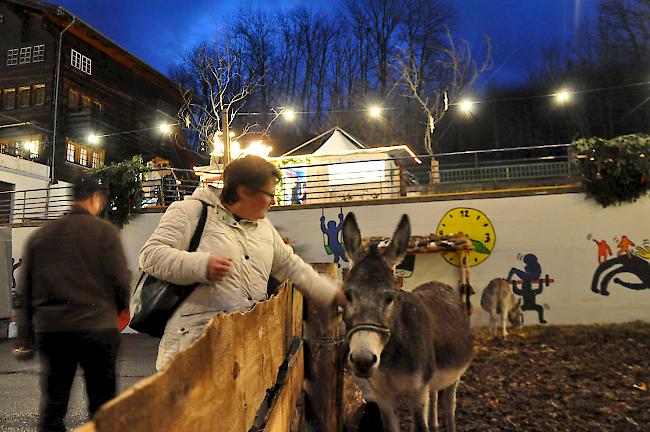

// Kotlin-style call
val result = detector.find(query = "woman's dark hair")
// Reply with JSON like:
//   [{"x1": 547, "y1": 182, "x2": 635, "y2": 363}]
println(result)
[
  {"x1": 72, "y1": 173, "x2": 108, "y2": 201},
  {"x1": 220, "y1": 155, "x2": 281, "y2": 205}
]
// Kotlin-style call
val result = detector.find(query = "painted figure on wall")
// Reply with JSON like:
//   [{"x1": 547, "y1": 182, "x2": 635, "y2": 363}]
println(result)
[
  {"x1": 320, "y1": 208, "x2": 348, "y2": 264},
  {"x1": 506, "y1": 254, "x2": 551, "y2": 324},
  {"x1": 506, "y1": 254, "x2": 541, "y2": 282},
  {"x1": 593, "y1": 239, "x2": 613, "y2": 264},
  {"x1": 590, "y1": 235, "x2": 650, "y2": 296},
  {"x1": 616, "y1": 235, "x2": 635, "y2": 258}
]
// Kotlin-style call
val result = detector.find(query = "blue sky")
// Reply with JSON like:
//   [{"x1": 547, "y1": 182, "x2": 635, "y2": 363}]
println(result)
[{"x1": 54, "y1": 0, "x2": 597, "y2": 87}]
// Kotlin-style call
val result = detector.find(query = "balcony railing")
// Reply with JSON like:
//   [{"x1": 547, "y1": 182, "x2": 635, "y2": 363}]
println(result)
[{"x1": 0, "y1": 146, "x2": 580, "y2": 225}]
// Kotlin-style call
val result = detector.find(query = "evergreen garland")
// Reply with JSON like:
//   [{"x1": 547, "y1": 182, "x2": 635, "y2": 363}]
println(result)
[
  {"x1": 87, "y1": 156, "x2": 145, "y2": 228},
  {"x1": 574, "y1": 134, "x2": 650, "y2": 207}
]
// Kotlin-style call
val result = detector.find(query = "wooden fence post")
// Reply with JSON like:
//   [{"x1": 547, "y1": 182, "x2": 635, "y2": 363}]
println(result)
[{"x1": 303, "y1": 263, "x2": 344, "y2": 432}]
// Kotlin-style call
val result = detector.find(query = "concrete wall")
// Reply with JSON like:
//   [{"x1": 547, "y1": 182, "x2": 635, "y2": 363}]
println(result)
[
  {"x1": 9, "y1": 191, "x2": 650, "y2": 327},
  {"x1": 0, "y1": 154, "x2": 50, "y2": 190}
]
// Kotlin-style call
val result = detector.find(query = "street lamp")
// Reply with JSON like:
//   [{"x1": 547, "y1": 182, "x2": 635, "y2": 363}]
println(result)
[
  {"x1": 88, "y1": 133, "x2": 99, "y2": 145},
  {"x1": 555, "y1": 89, "x2": 572, "y2": 104},
  {"x1": 369, "y1": 105, "x2": 382, "y2": 118},
  {"x1": 459, "y1": 100, "x2": 474, "y2": 114},
  {"x1": 283, "y1": 108, "x2": 296, "y2": 121},
  {"x1": 159, "y1": 123, "x2": 172, "y2": 134}
]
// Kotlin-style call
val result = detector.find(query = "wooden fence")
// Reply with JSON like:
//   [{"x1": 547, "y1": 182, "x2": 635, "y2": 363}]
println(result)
[{"x1": 77, "y1": 282, "x2": 304, "y2": 432}]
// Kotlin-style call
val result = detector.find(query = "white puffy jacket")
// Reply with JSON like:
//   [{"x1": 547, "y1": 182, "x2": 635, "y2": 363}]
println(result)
[{"x1": 139, "y1": 186, "x2": 338, "y2": 369}]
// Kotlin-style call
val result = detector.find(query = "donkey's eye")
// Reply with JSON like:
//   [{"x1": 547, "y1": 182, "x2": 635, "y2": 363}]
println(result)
[{"x1": 384, "y1": 292, "x2": 395, "y2": 305}]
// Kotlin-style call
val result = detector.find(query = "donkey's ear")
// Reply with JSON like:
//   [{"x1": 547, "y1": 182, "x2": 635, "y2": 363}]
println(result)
[
  {"x1": 342, "y1": 212, "x2": 364, "y2": 264},
  {"x1": 383, "y1": 214, "x2": 410, "y2": 269}
]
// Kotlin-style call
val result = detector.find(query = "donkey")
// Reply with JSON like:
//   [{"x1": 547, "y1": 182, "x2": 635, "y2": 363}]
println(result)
[
  {"x1": 480, "y1": 278, "x2": 524, "y2": 340},
  {"x1": 342, "y1": 213, "x2": 473, "y2": 432}
]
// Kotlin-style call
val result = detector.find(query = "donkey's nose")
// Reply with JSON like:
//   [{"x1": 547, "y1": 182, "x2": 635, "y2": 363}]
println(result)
[{"x1": 349, "y1": 351, "x2": 378, "y2": 372}]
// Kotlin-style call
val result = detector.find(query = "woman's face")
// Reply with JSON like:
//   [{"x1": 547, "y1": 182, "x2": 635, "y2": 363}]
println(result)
[{"x1": 236, "y1": 179, "x2": 277, "y2": 220}]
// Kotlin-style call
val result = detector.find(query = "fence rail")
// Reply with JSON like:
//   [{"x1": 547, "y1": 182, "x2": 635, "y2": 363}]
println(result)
[{"x1": 0, "y1": 151, "x2": 579, "y2": 225}]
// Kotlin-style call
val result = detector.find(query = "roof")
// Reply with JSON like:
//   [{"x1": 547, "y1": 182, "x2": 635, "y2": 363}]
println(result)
[
  {"x1": 281, "y1": 126, "x2": 368, "y2": 157},
  {"x1": 5, "y1": 0, "x2": 180, "y2": 97}
]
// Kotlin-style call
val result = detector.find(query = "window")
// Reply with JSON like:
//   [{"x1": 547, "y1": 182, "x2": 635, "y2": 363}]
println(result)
[
  {"x1": 79, "y1": 147, "x2": 88, "y2": 166},
  {"x1": 3, "y1": 89, "x2": 16, "y2": 110},
  {"x1": 32, "y1": 45, "x2": 45, "y2": 62},
  {"x1": 328, "y1": 160, "x2": 386, "y2": 186},
  {"x1": 71, "y1": 49, "x2": 91, "y2": 75},
  {"x1": 66, "y1": 142, "x2": 76, "y2": 162},
  {"x1": 17, "y1": 86, "x2": 30, "y2": 107},
  {"x1": 33, "y1": 84, "x2": 45, "y2": 105},
  {"x1": 0, "y1": 15, "x2": 4, "y2": 24},
  {"x1": 93, "y1": 101, "x2": 102, "y2": 111},
  {"x1": 19, "y1": 46, "x2": 31, "y2": 64},
  {"x1": 68, "y1": 89, "x2": 79, "y2": 108},
  {"x1": 20, "y1": 140, "x2": 39, "y2": 159},
  {"x1": 91, "y1": 151, "x2": 103, "y2": 167},
  {"x1": 81, "y1": 95, "x2": 92, "y2": 109},
  {"x1": 6, "y1": 48, "x2": 18, "y2": 66}
]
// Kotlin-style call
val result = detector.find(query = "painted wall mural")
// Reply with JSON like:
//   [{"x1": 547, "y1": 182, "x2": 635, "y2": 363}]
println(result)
[
  {"x1": 435, "y1": 207, "x2": 495, "y2": 267},
  {"x1": 320, "y1": 208, "x2": 348, "y2": 265},
  {"x1": 588, "y1": 234, "x2": 650, "y2": 296},
  {"x1": 506, "y1": 253, "x2": 553, "y2": 324}
]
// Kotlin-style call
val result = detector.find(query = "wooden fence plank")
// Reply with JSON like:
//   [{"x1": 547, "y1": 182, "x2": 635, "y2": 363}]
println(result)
[{"x1": 77, "y1": 284, "x2": 294, "y2": 432}]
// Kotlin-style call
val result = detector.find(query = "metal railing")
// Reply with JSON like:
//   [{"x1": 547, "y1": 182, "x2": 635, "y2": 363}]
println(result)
[
  {"x1": 0, "y1": 146, "x2": 580, "y2": 224},
  {"x1": 0, "y1": 186, "x2": 72, "y2": 224}
]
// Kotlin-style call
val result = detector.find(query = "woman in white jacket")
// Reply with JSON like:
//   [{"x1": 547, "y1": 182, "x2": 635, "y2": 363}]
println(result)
[{"x1": 140, "y1": 155, "x2": 343, "y2": 370}]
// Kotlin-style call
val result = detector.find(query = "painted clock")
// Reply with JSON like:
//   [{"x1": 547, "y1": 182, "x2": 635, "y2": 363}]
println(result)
[{"x1": 435, "y1": 207, "x2": 496, "y2": 267}]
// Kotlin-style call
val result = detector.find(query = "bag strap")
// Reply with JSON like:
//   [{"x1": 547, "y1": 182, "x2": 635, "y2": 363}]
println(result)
[{"x1": 187, "y1": 201, "x2": 209, "y2": 252}]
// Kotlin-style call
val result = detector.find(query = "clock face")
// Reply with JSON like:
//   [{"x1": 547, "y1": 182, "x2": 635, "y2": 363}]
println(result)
[{"x1": 435, "y1": 207, "x2": 496, "y2": 267}]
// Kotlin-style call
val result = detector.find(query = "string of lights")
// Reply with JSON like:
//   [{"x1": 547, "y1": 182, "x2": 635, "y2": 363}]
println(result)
[{"x1": 2, "y1": 79, "x2": 648, "y2": 148}]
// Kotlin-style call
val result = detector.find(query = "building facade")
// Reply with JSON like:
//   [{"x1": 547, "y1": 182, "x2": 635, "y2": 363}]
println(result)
[{"x1": 0, "y1": 0, "x2": 191, "y2": 186}]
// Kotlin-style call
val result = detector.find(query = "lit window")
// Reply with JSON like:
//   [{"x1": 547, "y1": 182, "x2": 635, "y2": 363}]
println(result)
[
  {"x1": 21, "y1": 140, "x2": 39, "y2": 159},
  {"x1": 3, "y1": 88, "x2": 16, "y2": 109},
  {"x1": 66, "y1": 142, "x2": 76, "y2": 162},
  {"x1": 6, "y1": 48, "x2": 18, "y2": 66},
  {"x1": 93, "y1": 101, "x2": 102, "y2": 111},
  {"x1": 92, "y1": 152, "x2": 100, "y2": 167},
  {"x1": 71, "y1": 49, "x2": 91, "y2": 75},
  {"x1": 79, "y1": 147, "x2": 88, "y2": 166},
  {"x1": 19, "y1": 46, "x2": 31, "y2": 64},
  {"x1": 0, "y1": 14, "x2": 4, "y2": 24},
  {"x1": 328, "y1": 160, "x2": 386, "y2": 186},
  {"x1": 71, "y1": 49, "x2": 81, "y2": 69},
  {"x1": 68, "y1": 89, "x2": 79, "y2": 108},
  {"x1": 17, "y1": 86, "x2": 30, "y2": 107},
  {"x1": 81, "y1": 95, "x2": 91, "y2": 109},
  {"x1": 32, "y1": 45, "x2": 45, "y2": 62},
  {"x1": 33, "y1": 84, "x2": 45, "y2": 105}
]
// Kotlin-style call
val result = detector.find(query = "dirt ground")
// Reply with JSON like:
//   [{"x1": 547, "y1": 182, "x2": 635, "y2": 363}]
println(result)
[{"x1": 347, "y1": 322, "x2": 650, "y2": 431}]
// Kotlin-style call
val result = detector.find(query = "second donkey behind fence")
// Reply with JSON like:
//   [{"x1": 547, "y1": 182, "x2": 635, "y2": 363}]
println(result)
[
  {"x1": 480, "y1": 278, "x2": 524, "y2": 339},
  {"x1": 342, "y1": 212, "x2": 473, "y2": 432}
]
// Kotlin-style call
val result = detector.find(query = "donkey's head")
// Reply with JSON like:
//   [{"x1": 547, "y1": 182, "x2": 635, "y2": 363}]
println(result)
[
  {"x1": 342, "y1": 212, "x2": 410, "y2": 378},
  {"x1": 508, "y1": 298, "x2": 524, "y2": 328}
]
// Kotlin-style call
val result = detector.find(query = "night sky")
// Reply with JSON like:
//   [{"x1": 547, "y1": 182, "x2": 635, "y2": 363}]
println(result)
[{"x1": 53, "y1": 0, "x2": 597, "y2": 88}]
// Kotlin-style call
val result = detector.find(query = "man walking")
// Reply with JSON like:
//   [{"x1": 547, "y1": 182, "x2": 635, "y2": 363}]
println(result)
[{"x1": 13, "y1": 173, "x2": 131, "y2": 432}]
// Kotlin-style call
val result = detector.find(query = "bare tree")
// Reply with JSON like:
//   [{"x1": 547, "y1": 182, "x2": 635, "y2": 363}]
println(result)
[
  {"x1": 397, "y1": 30, "x2": 492, "y2": 154},
  {"x1": 174, "y1": 42, "x2": 281, "y2": 162},
  {"x1": 598, "y1": 0, "x2": 650, "y2": 65},
  {"x1": 345, "y1": 0, "x2": 402, "y2": 97}
]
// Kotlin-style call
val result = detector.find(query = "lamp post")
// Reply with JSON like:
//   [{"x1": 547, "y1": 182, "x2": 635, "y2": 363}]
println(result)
[{"x1": 222, "y1": 108, "x2": 231, "y2": 166}]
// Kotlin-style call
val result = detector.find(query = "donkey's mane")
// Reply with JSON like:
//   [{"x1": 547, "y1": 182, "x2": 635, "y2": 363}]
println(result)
[{"x1": 367, "y1": 243, "x2": 380, "y2": 256}]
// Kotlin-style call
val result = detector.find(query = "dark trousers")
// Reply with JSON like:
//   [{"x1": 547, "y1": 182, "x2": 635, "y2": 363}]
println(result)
[{"x1": 36, "y1": 331, "x2": 121, "y2": 432}]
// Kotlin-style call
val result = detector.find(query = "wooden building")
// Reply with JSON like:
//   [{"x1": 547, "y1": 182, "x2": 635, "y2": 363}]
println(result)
[{"x1": 0, "y1": 0, "x2": 192, "y2": 183}]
